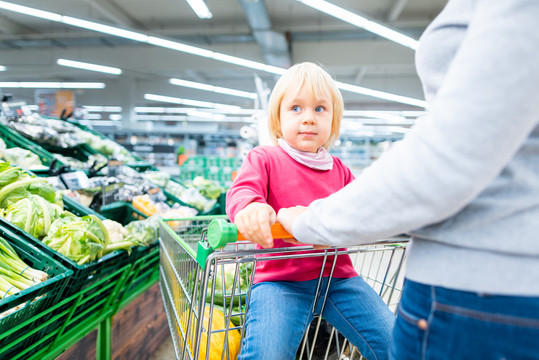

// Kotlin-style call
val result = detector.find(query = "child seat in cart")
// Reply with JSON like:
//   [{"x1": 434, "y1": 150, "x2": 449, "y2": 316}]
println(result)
[{"x1": 158, "y1": 216, "x2": 408, "y2": 360}]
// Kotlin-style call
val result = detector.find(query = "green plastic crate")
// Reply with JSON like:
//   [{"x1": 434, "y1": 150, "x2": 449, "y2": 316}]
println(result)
[
  {"x1": 26, "y1": 261, "x2": 132, "y2": 360},
  {"x1": 114, "y1": 241, "x2": 160, "y2": 311},
  {"x1": 99, "y1": 201, "x2": 147, "y2": 225},
  {"x1": 62, "y1": 196, "x2": 160, "y2": 326},
  {"x1": 0, "y1": 224, "x2": 73, "y2": 360},
  {"x1": 62, "y1": 195, "x2": 106, "y2": 220},
  {"x1": 183, "y1": 155, "x2": 206, "y2": 167},
  {"x1": 0, "y1": 123, "x2": 100, "y2": 173}
]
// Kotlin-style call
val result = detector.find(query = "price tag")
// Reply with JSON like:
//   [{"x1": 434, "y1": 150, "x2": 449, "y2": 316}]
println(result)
[
  {"x1": 107, "y1": 159, "x2": 123, "y2": 177},
  {"x1": 60, "y1": 171, "x2": 90, "y2": 190},
  {"x1": 45, "y1": 176, "x2": 66, "y2": 190},
  {"x1": 101, "y1": 181, "x2": 124, "y2": 206}
]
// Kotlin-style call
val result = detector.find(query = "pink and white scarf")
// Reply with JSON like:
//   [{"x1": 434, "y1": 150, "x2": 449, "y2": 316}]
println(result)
[{"x1": 277, "y1": 138, "x2": 333, "y2": 170}]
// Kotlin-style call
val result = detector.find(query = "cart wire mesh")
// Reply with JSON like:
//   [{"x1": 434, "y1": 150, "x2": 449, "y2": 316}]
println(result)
[{"x1": 159, "y1": 216, "x2": 408, "y2": 360}]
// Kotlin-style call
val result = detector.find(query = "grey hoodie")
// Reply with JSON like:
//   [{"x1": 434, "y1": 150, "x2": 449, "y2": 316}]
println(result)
[{"x1": 293, "y1": 0, "x2": 539, "y2": 296}]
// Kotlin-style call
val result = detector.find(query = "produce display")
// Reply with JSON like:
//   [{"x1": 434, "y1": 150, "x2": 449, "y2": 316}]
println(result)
[
  {"x1": 0, "y1": 104, "x2": 234, "y2": 358},
  {"x1": 163, "y1": 176, "x2": 220, "y2": 212},
  {"x1": 131, "y1": 194, "x2": 197, "y2": 230},
  {"x1": 140, "y1": 170, "x2": 223, "y2": 213},
  {"x1": 0, "y1": 164, "x2": 157, "y2": 265},
  {"x1": 0, "y1": 138, "x2": 47, "y2": 171},
  {"x1": 3, "y1": 113, "x2": 137, "y2": 163},
  {"x1": 191, "y1": 176, "x2": 223, "y2": 200}
]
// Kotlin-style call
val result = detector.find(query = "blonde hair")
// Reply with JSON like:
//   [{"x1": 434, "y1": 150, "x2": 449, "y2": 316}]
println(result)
[{"x1": 267, "y1": 62, "x2": 343, "y2": 149}]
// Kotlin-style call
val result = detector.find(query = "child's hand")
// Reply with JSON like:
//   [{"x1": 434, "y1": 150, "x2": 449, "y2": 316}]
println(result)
[{"x1": 235, "y1": 202, "x2": 276, "y2": 249}]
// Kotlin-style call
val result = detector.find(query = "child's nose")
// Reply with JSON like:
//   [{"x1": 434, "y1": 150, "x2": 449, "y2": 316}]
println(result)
[{"x1": 302, "y1": 109, "x2": 316, "y2": 124}]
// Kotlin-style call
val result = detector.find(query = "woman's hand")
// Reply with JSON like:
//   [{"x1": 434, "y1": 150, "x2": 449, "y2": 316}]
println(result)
[
  {"x1": 278, "y1": 206, "x2": 329, "y2": 249},
  {"x1": 235, "y1": 202, "x2": 276, "y2": 248},
  {"x1": 277, "y1": 205, "x2": 308, "y2": 234}
]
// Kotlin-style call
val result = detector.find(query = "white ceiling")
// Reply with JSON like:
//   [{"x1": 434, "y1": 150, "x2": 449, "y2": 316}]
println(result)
[{"x1": 0, "y1": 0, "x2": 447, "y2": 134}]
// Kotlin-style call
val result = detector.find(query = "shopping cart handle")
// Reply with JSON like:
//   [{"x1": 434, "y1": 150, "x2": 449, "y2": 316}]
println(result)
[{"x1": 206, "y1": 218, "x2": 293, "y2": 250}]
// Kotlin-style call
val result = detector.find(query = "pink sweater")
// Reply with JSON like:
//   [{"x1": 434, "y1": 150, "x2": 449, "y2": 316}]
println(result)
[{"x1": 226, "y1": 145, "x2": 358, "y2": 283}]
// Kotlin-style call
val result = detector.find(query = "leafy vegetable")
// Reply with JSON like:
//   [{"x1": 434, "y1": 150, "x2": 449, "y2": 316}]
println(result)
[
  {"x1": 0, "y1": 176, "x2": 58, "y2": 208},
  {"x1": 192, "y1": 176, "x2": 222, "y2": 200},
  {"x1": 1, "y1": 148, "x2": 45, "y2": 170},
  {"x1": 3, "y1": 194, "x2": 63, "y2": 239},
  {"x1": 43, "y1": 213, "x2": 109, "y2": 265},
  {"x1": 0, "y1": 235, "x2": 48, "y2": 305},
  {"x1": 101, "y1": 218, "x2": 157, "y2": 255},
  {"x1": 0, "y1": 163, "x2": 27, "y2": 188}
]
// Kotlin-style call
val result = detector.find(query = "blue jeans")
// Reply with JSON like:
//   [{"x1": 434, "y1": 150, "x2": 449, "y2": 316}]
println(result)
[
  {"x1": 238, "y1": 276, "x2": 395, "y2": 360},
  {"x1": 390, "y1": 279, "x2": 539, "y2": 360}
]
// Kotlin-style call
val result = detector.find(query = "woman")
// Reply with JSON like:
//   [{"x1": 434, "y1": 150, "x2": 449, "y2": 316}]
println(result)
[{"x1": 277, "y1": 1, "x2": 539, "y2": 359}]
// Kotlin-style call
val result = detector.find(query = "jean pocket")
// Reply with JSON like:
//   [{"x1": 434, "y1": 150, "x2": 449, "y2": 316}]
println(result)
[
  {"x1": 397, "y1": 305, "x2": 429, "y2": 332},
  {"x1": 391, "y1": 305, "x2": 429, "y2": 360}
]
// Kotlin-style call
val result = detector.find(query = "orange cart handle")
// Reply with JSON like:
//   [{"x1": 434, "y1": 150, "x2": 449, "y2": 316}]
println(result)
[{"x1": 236, "y1": 222, "x2": 293, "y2": 241}]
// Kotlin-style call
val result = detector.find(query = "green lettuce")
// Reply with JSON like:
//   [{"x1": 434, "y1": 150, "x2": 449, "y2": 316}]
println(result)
[
  {"x1": 3, "y1": 194, "x2": 63, "y2": 239},
  {"x1": 0, "y1": 176, "x2": 58, "y2": 208},
  {"x1": 0, "y1": 163, "x2": 28, "y2": 188},
  {"x1": 43, "y1": 213, "x2": 109, "y2": 265}
]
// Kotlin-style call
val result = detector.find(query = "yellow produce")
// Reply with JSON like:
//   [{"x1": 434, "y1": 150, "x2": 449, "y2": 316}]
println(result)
[
  {"x1": 132, "y1": 194, "x2": 158, "y2": 216},
  {"x1": 178, "y1": 306, "x2": 241, "y2": 360}
]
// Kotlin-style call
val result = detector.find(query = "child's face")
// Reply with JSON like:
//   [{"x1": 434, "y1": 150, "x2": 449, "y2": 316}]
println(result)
[{"x1": 279, "y1": 85, "x2": 333, "y2": 153}]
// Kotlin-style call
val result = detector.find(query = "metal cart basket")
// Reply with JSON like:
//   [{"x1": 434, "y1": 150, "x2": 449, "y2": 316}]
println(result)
[{"x1": 159, "y1": 216, "x2": 408, "y2": 360}]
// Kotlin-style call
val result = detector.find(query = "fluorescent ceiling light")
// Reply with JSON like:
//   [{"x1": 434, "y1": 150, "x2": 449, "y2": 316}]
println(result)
[
  {"x1": 296, "y1": 0, "x2": 419, "y2": 50},
  {"x1": 0, "y1": 82, "x2": 105, "y2": 89},
  {"x1": 109, "y1": 114, "x2": 122, "y2": 121},
  {"x1": 343, "y1": 110, "x2": 406, "y2": 122},
  {"x1": 62, "y1": 16, "x2": 148, "y2": 42},
  {"x1": 83, "y1": 106, "x2": 123, "y2": 112},
  {"x1": 0, "y1": 1, "x2": 426, "y2": 107},
  {"x1": 135, "y1": 114, "x2": 253, "y2": 123},
  {"x1": 147, "y1": 36, "x2": 214, "y2": 57},
  {"x1": 78, "y1": 120, "x2": 119, "y2": 127},
  {"x1": 187, "y1": 110, "x2": 226, "y2": 120},
  {"x1": 57, "y1": 59, "x2": 122, "y2": 75},
  {"x1": 169, "y1": 78, "x2": 257, "y2": 99},
  {"x1": 0, "y1": 65, "x2": 6, "y2": 71},
  {"x1": 185, "y1": 0, "x2": 213, "y2": 19},
  {"x1": 135, "y1": 106, "x2": 260, "y2": 115},
  {"x1": 60, "y1": 82, "x2": 106, "y2": 89},
  {"x1": 144, "y1": 94, "x2": 242, "y2": 111},
  {"x1": 0, "y1": 1, "x2": 62, "y2": 21},
  {"x1": 336, "y1": 82, "x2": 427, "y2": 108}
]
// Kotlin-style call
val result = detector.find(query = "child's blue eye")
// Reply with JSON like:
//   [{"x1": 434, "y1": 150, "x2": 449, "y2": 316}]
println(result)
[
  {"x1": 292, "y1": 105, "x2": 301, "y2": 112},
  {"x1": 315, "y1": 106, "x2": 324, "y2": 112}
]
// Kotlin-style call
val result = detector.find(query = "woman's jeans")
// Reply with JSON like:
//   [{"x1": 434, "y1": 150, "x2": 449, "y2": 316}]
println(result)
[
  {"x1": 390, "y1": 279, "x2": 539, "y2": 360},
  {"x1": 238, "y1": 276, "x2": 395, "y2": 360}
]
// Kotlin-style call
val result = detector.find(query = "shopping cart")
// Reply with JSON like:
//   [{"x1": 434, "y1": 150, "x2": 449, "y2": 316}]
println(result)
[{"x1": 159, "y1": 216, "x2": 408, "y2": 360}]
